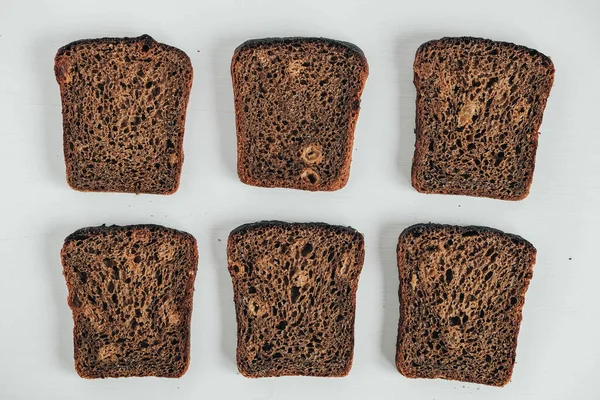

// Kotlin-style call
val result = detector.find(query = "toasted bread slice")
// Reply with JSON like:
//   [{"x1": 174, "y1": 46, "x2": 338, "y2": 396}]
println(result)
[
  {"x1": 227, "y1": 221, "x2": 364, "y2": 377},
  {"x1": 231, "y1": 38, "x2": 368, "y2": 191},
  {"x1": 61, "y1": 224, "x2": 198, "y2": 378},
  {"x1": 55, "y1": 35, "x2": 193, "y2": 194},
  {"x1": 411, "y1": 37, "x2": 554, "y2": 200},
  {"x1": 396, "y1": 223, "x2": 536, "y2": 386}
]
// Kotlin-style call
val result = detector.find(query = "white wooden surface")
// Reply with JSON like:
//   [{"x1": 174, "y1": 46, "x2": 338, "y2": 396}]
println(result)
[{"x1": 0, "y1": 0, "x2": 598, "y2": 398}]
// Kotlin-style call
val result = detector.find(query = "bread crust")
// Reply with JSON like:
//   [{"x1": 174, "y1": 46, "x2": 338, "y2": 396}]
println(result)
[
  {"x1": 54, "y1": 35, "x2": 193, "y2": 194},
  {"x1": 231, "y1": 38, "x2": 369, "y2": 191},
  {"x1": 396, "y1": 223, "x2": 536, "y2": 386}
]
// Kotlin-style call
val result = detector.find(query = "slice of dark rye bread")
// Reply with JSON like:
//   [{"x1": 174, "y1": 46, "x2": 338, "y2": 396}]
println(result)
[
  {"x1": 227, "y1": 221, "x2": 365, "y2": 377},
  {"x1": 396, "y1": 224, "x2": 536, "y2": 386},
  {"x1": 411, "y1": 37, "x2": 554, "y2": 200},
  {"x1": 60, "y1": 224, "x2": 198, "y2": 378},
  {"x1": 231, "y1": 38, "x2": 368, "y2": 191},
  {"x1": 54, "y1": 35, "x2": 193, "y2": 194}
]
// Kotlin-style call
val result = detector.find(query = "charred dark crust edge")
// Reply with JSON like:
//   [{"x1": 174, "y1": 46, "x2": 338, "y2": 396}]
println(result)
[
  {"x1": 55, "y1": 34, "x2": 192, "y2": 66},
  {"x1": 232, "y1": 37, "x2": 369, "y2": 74},
  {"x1": 398, "y1": 223, "x2": 536, "y2": 252},
  {"x1": 415, "y1": 37, "x2": 554, "y2": 69},
  {"x1": 64, "y1": 224, "x2": 196, "y2": 245},
  {"x1": 229, "y1": 220, "x2": 363, "y2": 241}
]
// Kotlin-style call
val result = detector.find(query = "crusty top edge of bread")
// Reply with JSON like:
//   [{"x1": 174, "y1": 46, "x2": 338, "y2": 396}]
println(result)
[
  {"x1": 229, "y1": 220, "x2": 364, "y2": 240},
  {"x1": 416, "y1": 36, "x2": 554, "y2": 72},
  {"x1": 231, "y1": 37, "x2": 369, "y2": 75},
  {"x1": 63, "y1": 224, "x2": 197, "y2": 245},
  {"x1": 398, "y1": 223, "x2": 536, "y2": 254},
  {"x1": 54, "y1": 34, "x2": 193, "y2": 74}
]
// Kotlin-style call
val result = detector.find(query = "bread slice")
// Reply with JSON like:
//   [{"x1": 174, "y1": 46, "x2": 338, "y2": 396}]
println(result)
[
  {"x1": 54, "y1": 35, "x2": 193, "y2": 194},
  {"x1": 227, "y1": 221, "x2": 365, "y2": 377},
  {"x1": 60, "y1": 224, "x2": 198, "y2": 378},
  {"x1": 396, "y1": 223, "x2": 536, "y2": 386},
  {"x1": 411, "y1": 37, "x2": 554, "y2": 200},
  {"x1": 231, "y1": 38, "x2": 368, "y2": 191}
]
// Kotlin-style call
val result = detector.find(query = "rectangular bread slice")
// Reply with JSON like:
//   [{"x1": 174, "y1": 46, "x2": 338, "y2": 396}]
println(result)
[
  {"x1": 231, "y1": 38, "x2": 368, "y2": 191},
  {"x1": 60, "y1": 224, "x2": 198, "y2": 378},
  {"x1": 227, "y1": 221, "x2": 365, "y2": 377},
  {"x1": 411, "y1": 37, "x2": 554, "y2": 200},
  {"x1": 54, "y1": 35, "x2": 193, "y2": 194},
  {"x1": 396, "y1": 223, "x2": 536, "y2": 386}
]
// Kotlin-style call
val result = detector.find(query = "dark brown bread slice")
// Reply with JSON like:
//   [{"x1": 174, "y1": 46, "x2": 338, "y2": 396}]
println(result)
[
  {"x1": 396, "y1": 223, "x2": 536, "y2": 386},
  {"x1": 227, "y1": 221, "x2": 365, "y2": 377},
  {"x1": 231, "y1": 38, "x2": 368, "y2": 191},
  {"x1": 411, "y1": 37, "x2": 554, "y2": 200},
  {"x1": 54, "y1": 35, "x2": 193, "y2": 194},
  {"x1": 60, "y1": 224, "x2": 198, "y2": 378}
]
